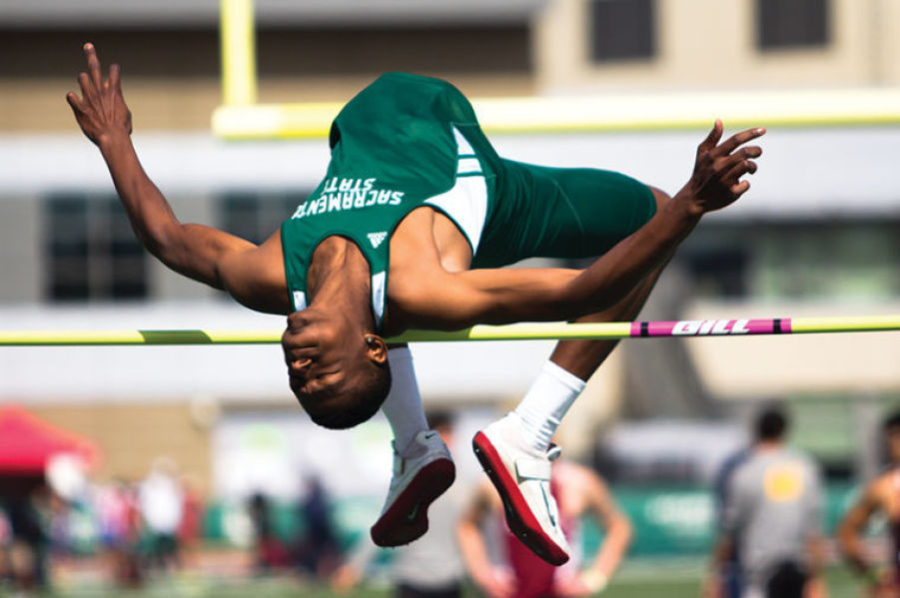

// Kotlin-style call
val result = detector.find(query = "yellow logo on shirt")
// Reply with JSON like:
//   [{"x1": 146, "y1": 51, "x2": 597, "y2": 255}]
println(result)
[{"x1": 763, "y1": 462, "x2": 804, "y2": 502}]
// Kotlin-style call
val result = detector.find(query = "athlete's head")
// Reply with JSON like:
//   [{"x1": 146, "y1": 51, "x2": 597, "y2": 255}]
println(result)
[
  {"x1": 282, "y1": 309, "x2": 391, "y2": 429},
  {"x1": 883, "y1": 411, "x2": 900, "y2": 463}
]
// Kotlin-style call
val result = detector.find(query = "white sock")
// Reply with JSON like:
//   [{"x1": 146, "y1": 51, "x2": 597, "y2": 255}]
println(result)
[
  {"x1": 381, "y1": 347, "x2": 429, "y2": 455},
  {"x1": 513, "y1": 361, "x2": 586, "y2": 453}
]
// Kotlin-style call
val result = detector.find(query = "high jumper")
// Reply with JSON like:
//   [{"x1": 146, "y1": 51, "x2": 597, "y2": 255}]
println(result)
[{"x1": 67, "y1": 43, "x2": 763, "y2": 565}]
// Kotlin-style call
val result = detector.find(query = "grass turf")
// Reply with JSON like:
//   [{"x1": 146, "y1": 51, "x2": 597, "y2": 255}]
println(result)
[{"x1": 38, "y1": 559, "x2": 863, "y2": 597}]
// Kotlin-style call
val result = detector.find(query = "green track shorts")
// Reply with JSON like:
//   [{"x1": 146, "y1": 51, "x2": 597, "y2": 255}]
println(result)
[{"x1": 472, "y1": 158, "x2": 658, "y2": 268}]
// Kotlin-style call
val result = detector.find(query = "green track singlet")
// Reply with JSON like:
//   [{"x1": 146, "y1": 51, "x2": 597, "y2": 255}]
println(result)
[
  {"x1": 280, "y1": 72, "x2": 500, "y2": 331},
  {"x1": 280, "y1": 72, "x2": 657, "y2": 331}
]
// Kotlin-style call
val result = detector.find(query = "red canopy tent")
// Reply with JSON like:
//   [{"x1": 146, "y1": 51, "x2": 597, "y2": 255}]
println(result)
[{"x1": 0, "y1": 405, "x2": 98, "y2": 474}]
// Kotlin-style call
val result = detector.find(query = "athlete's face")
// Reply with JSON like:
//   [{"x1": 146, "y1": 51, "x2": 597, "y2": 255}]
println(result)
[
  {"x1": 281, "y1": 308, "x2": 386, "y2": 400},
  {"x1": 281, "y1": 308, "x2": 391, "y2": 429},
  {"x1": 283, "y1": 309, "x2": 351, "y2": 397}
]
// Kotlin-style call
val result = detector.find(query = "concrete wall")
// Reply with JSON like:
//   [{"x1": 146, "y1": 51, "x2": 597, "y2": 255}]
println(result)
[
  {"x1": 0, "y1": 196, "x2": 40, "y2": 302},
  {"x1": 536, "y1": 0, "x2": 900, "y2": 92},
  {"x1": 29, "y1": 402, "x2": 213, "y2": 493},
  {"x1": 0, "y1": 26, "x2": 534, "y2": 133}
]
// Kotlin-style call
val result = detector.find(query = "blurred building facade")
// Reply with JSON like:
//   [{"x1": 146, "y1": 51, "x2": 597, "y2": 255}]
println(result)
[{"x1": 1, "y1": 0, "x2": 899, "y2": 492}]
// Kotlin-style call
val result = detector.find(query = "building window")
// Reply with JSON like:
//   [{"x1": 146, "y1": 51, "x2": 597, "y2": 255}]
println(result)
[
  {"x1": 684, "y1": 249, "x2": 750, "y2": 299},
  {"x1": 44, "y1": 195, "x2": 147, "y2": 301},
  {"x1": 219, "y1": 192, "x2": 310, "y2": 245},
  {"x1": 753, "y1": 223, "x2": 899, "y2": 300},
  {"x1": 589, "y1": 0, "x2": 656, "y2": 63},
  {"x1": 757, "y1": 0, "x2": 830, "y2": 50}
]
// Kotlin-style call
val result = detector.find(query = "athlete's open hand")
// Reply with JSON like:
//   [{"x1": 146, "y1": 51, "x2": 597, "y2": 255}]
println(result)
[
  {"x1": 676, "y1": 120, "x2": 765, "y2": 214},
  {"x1": 66, "y1": 43, "x2": 132, "y2": 146}
]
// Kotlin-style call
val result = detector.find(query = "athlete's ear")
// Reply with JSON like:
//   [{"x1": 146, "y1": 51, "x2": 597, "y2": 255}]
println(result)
[{"x1": 364, "y1": 334, "x2": 388, "y2": 366}]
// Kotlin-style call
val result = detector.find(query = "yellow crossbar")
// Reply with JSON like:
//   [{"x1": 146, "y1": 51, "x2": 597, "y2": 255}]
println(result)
[{"x1": 1, "y1": 316, "x2": 899, "y2": 346}]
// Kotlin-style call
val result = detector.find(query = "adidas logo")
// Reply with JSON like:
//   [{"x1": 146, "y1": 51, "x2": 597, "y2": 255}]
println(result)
[{"x1": 367, "y1": 231, "x2": 387, "y2": 248}]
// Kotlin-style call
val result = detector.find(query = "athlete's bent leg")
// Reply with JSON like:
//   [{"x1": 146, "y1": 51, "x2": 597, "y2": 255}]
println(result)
[
  {"x1": 517, "y1": 186, "x2": 670, "y2": 447},
  {"x1": 371, "y1": 346, "x2": 455, "y2": 547},
  {"x1": 381, "y1": 346, "x2": 429, "y2": 453},
  {"x1": 472, "y1": 267, "x2": 661, "y2": 565},
  {"x1": 514, "y1": 267, "x2": 662, "y2": 451},
  {"x1": 525, "y1": 187, "x2": 671, "y2": 440},
  {"x1": 473, "y1": 188, "x2": 671, "y2": 565}
]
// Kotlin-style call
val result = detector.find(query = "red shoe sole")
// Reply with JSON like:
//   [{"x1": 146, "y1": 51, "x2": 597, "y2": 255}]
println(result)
[
  {"x1": 472, "y1": 431, "x2": 569, "y2": 566},
  {"x1": 370, "y1": 457, "x2": 455, "y2": 547}
]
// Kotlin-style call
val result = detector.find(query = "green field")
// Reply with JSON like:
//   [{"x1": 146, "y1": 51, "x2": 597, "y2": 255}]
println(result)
[{"x1": 39, "y1": 559, "x2": 862, "y2": 598}]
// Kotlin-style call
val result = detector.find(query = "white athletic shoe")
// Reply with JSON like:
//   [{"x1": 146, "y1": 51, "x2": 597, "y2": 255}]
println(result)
[
  {"x1": 472, "y1": 413, "x2": 570, "y2": 565},
  {"x1": 370, "y1": 429, "x2": 456, "y2": 547}
]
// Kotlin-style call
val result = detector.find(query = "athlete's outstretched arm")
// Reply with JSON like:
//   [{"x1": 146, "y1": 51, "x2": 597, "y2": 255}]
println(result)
[
  {"x1": 398, "y1": 122, "x2": 764, "y2": 329},
  {"x1": 66, "y1": 43, "x2": 260, "y2": 292}
]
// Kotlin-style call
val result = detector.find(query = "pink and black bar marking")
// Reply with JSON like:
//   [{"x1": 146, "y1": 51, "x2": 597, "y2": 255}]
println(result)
[{"x1": 631, "y1": 318, "x2": 793, "y2": 338}]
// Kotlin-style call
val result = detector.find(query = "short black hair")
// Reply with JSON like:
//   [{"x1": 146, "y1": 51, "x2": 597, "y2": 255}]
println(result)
[
  {"x1": 298, "y1": 361, "x2": 391, "y2": 430},
  {"x1": 755, "y1": 405, "x2": 789, "y2": 441},
  {"x1": 883, "y1": 410, "x2": 900, "y2": 432}
]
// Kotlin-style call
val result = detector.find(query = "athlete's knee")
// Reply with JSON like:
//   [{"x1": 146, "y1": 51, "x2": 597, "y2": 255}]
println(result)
[{"x1": 648, "y1": 186, "x2": 671, "y2": 212}]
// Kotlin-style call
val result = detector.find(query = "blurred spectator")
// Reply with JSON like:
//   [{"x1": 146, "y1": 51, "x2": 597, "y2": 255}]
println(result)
[
  {"x1": 295, "y1": 474, "x2": 341, "y2": 578},
  {"x1": 42, "y1": 488, "x2": 72, "y2": 558},
  {"x1": 138, "y1": 457, "x2": 184, "y2": 572},
  {"x1": 3, "y1": 489, "x2": 49, "y2": 591},
  {"x1": 0, "y1": 506, "x2": 10, "y2": 576},
  {"x1": 331, "y1": 412, "x2": 467, "y2": 597},
  {"x1": 248, "y1": 492, "x2": 292, "y2": 573},
  {"x1": 177, "y1": 474, "x2": 205, "y2": 567},
  {"x1": 457, "y1": 452, "x2": 631, "y2": 598},
  {"x1": 839, "y1": 410, "x2": 900, "y2": 597},
  {"x1": 712, "y1": 442, "x2": 752, "y2": 598},
  {"x1": 706, "y1": 406, "x2": 827, "y2": 598},
  {"x1": 95, "y1": 479, "x2": 143, "y2": 587}
]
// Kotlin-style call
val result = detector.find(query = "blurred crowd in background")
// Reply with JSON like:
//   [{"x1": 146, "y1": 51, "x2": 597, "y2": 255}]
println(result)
[
  {"x1": 0, "y1": 456, "x2": 198, "y2": 591},
  {"x1": 1, "y1": 404, "x2": 897, "y2": 597},
  {"x1": 0, "y1": 449, "x2": 349, "y2": 593}
]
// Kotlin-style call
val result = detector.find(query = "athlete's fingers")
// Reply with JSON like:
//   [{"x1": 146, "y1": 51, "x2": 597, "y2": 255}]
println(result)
[
  {"x1": 288, "y1": 359, "x2": 311, "y2": 372},
  {"x1": 109, "y1": 63, "x2": 122, "y2": 93},
  {"x1": 285, "y1": 311, "x2": 311, "y2": 334},
  {"x1": 722, "y1": 159, "x2": 757, "y2": 187},
  {"x1": 282, "y1": 315, "x2": 321, "y2": 355},
  {"x1": 282, "y1": 345, "x2": 318, "y2": 370},
  {"x1": 77, "y1": 72, "x2": 96, "y2": 103},
  {"x1": 84, "y1": 43, "x2": 103, "y2": 89},
  {"x1": 715, "y1": 145, "x2": 762, "y2": 174},
  {"x1": 287, "y1": 357, "x2": 312, "y2": 371},
  {"x1": 715, "y1": 126, "x2": 766, "y2": 157},
  {"x1": 744, "y1": 159, "x2": 758, "y2": 175},
  {"x1": 698, "y1": 119, "x2": 723, "y2": 154},
  {"x1": 730, "y1": 180, "x2": 751, "y2": 197},
  {"x1": 282, "y1": 327, "x2": 318, "y2": 349},
  {"x1": 736, "y1": 145, "x2": 763, "y2": 160},
  {"x1": 65, "y1": 91, "x2": 83, "y2": 113},
  {"x1": 718, "y1": 127, "x2": 766, "y2": 156}
]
